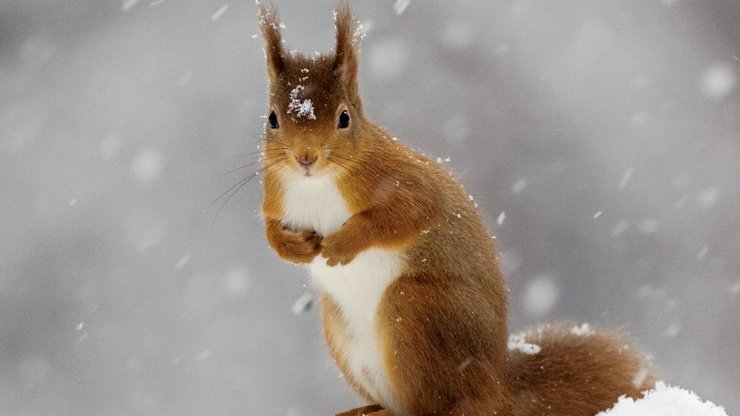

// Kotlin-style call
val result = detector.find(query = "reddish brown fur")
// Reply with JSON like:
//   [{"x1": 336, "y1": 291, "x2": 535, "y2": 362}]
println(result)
[
  {"x1": 508, "y1": 325, "x2": 656, "y2": 416},
  {"x1": 258, "y1": 2, "x2": 656, "y2": 415}
]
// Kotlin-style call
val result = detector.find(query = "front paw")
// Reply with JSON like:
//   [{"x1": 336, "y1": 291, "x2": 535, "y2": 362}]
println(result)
[
  {"x1": 321, "y1": 233, "x2": 362, "y2": 266},
  {"x1": 274, "y1": 229, "x2": 322, "y2": 264}
]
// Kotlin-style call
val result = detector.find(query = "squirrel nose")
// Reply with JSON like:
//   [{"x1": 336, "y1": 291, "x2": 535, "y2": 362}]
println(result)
[{"x1": 296, "y1": 154, "x2": 318, "y2": 167}]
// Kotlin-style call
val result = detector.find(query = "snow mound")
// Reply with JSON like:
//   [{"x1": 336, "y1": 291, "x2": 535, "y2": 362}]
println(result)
[{"x1": 598, "y1": 382, "x2": 727, "y2": 416}]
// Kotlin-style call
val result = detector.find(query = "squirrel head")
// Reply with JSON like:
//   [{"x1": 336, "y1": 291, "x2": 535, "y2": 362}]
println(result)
[{"x1": 258, "y1": 2, "x2": 366, "y2": 178}]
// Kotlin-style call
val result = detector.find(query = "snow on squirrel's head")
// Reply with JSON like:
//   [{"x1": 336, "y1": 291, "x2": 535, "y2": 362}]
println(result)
[
  {"x1": 257, "y1": 1, "x2": 362, "y2": 127},
  {"x1": 258, "y1": 1, "x2": 367, "y2": 177}
]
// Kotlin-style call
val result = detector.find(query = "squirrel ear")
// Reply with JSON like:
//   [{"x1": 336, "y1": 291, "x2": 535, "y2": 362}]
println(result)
[
  {"x1": 257, "y1": 2, "x2": 286, "y2": 80},
  {"x1": 333, "y1": 1, "x2": 362, "y2": 110}
]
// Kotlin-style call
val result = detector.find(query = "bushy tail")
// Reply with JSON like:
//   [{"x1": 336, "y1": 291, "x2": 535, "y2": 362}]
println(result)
[{"x1": 507, "y1": 325, "x2": 656, "y2": 416}]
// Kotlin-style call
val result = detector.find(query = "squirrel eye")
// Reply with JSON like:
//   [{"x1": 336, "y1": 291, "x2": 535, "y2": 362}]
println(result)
[
  {"x1": 268, "y1": 111, "x2": 279, "y2": 129},
  {"x1": 338, "y1": 110, "x2": 350, "y2": 129}
]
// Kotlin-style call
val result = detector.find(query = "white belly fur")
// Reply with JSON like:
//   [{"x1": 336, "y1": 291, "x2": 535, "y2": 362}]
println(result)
[{"x1": 280, "y1": 171, "x2": 405, "y2": 412}]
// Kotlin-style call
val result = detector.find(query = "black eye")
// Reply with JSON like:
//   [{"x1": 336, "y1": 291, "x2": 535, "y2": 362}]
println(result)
[
  {"x1": 338, "y1": 110, "x2": 350, "y2": 129},
  {"x1": 268, "y1": 111, "x2": 279, "y2": 129}
]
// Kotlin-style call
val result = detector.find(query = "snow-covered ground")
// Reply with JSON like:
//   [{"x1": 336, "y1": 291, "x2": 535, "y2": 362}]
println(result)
[{"x1": 600, "y1": 382, "x2": 728, "y2": 416}]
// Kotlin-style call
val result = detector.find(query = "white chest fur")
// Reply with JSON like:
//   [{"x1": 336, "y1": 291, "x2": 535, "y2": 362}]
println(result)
[
  {"x1": 280, "y1": 171, "x2": 405, "y2": 412},
  {"x1": 280, "y1": 171, "x2": 350, "y2": 237}
]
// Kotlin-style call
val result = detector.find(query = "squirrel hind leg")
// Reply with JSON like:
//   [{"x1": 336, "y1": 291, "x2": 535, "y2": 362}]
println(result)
[{"x1": 507, "y1": 325, "x2": 657, "y2": 416}]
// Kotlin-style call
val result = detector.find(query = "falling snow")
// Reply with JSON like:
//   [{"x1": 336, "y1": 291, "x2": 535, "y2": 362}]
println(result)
[
  {"x1": 131, "y1": 148, "x2": 164, "y2": 183},
  {"x1": 369, "y1": 39, "x2": 409, "y2": 80},
  {"x1": 210, "y1": 5, "x2": 229, "y2": 21},
  {"x1": 174, "y1": 253, "x2": 191, "y2": 271},
  {"x1": 523, "y1": 274, "x2": 560, "y2": 317},
  {"x1": 393, "y1": 0, "x2": 411, "y2": 15},
  {"x1": 700, "y1": 63, "x2": 737, "y2": 100},
  {"x1": 176, "y1": 71, "x2": 193, "y2": 87},
  {"x1": 611, "y1": 220, "x2": 630, "y2": 237},
  {"x1": 618, "y1": 167, "x2": 634, "y2": 190},
  {"x1": 223, "y1": 266, "x2": 251, "y2": 296},
  {"x1": 664, "y1": 324, "x2": 682, "y2": 338},
  {"x1": 457, "y1": 357, "x2": 473, "y2": 372},
  {"x1": 729, "y1": 281, "x2": 740, "y2": 296},
  {"x1": 121, "y1": 0, "x2": 139, "y2": 12},
  {"x1": 511, "y1": 178, "x2": 528, "y2": 194},
  {"x1": 697, "y1": 187, "x2": 721, "y2": 209},
  {"x1": 499, "y1": 250, "x2": 522, "y2": 275},
  {"x1": 291, "y1": 293, "x2": 314, "y2": 314},
  {"x1": 632, "y1": 367, "x2": 650, "y2": 389},
  {"x1": 697, "y1": 246, "x2": 709, "y2": 260}
]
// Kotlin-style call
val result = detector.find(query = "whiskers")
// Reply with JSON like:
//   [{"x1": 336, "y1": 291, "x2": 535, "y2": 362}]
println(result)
[
  {"x1": 204, "y1": 139, "x2": 290, "y2": 228},
  {"x1": 325, "y1": 149, "x2": 387, "y2": 180},
  {"x1": 203, "y1": 138, "x2": 365, "y2": 229},
  {"x1": 218, "y1": 152, "x2": 285, "y2": 178},
  {"x1": 323, "y1": 144, "x2": 359, "y2": 174}
]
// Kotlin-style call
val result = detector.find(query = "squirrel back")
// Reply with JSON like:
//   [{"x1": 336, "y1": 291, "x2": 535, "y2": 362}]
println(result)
[{"x1": 257, "y1": 3, "x2": 656, "y2": 415}]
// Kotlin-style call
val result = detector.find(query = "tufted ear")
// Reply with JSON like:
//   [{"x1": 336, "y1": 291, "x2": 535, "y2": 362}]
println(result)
[
  {"x1": 257, "y1": 2, "x2": 286, "y2": 81},
  {"x1": 333, "y1": 1, "x2": 363, "y2": 111}
]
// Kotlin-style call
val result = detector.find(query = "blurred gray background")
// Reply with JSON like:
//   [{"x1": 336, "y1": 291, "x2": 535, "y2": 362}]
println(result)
[{"x1": 1, "y1": 0, "x2": 739, "y2": 415}]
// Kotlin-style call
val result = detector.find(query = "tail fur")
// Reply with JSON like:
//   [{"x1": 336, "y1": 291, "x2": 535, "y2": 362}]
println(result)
[{"x1": 507, "y1": 325, "x2": 656, "y2": 416}]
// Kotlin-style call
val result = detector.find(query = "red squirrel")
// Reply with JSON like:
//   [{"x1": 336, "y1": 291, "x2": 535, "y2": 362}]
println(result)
[{"x1": 257, "y1": 3, "x2": 656, "y2": 415}]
